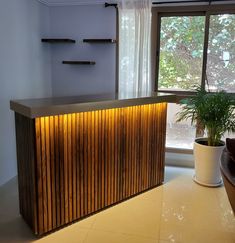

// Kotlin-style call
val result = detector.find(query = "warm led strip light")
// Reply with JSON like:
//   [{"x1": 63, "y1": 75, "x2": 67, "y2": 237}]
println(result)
[{"x1": 16, "y1": 103, "x2": 167, "y2": 235}]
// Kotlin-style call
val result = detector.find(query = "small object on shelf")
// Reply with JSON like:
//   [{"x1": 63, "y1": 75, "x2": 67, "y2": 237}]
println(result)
[
  {"x1": 83, "y1": 39, "x2": 116, "y2": 43},
  {"x1": 41, "y1": 38, "x2": 76, "y2": 43},
  {"x1": 62, "y1": 61, "x2": 96, "y2": 65}
]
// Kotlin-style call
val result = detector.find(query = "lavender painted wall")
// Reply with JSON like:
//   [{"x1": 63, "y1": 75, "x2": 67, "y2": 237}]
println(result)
[
  {"x1": 49, "y1": 5, "x2": 117, "y2": 97},
  {"x1": 0, "y1": 0, "x2": 52, "y2": 186},
  {"x1": 0, "y1": 2, "x2": 116, "y2": 186}
]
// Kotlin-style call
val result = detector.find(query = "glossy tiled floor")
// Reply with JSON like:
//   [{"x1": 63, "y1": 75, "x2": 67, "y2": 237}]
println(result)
[{"x1": 0, "y1": 167, "x2": 234, "y2": 243}]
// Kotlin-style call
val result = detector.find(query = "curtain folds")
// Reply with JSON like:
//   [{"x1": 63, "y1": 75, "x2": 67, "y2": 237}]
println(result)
[{"x1": 118, "y1": 0, "x2": 152, "y2": 98}]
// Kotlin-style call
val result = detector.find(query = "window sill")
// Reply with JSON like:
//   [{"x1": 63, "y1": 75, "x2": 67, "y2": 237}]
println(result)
[{"x1": 166, "y1": 147, "x2": 193, "y2": 154}]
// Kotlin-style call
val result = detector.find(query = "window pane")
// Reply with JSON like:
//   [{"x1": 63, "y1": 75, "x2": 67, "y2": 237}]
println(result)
[
  {"x1": 166, "y1": 103, "x2": 196, "y2": 149},
  {"x1": 207, "y1": 14, "x2": 235, "y2": 92},
  {"x1": 223, "y1": 132, "x2": 235, "y2": 140},
  {"x1": 158, "y1": 16, "x2": 205, "y2": 91}
]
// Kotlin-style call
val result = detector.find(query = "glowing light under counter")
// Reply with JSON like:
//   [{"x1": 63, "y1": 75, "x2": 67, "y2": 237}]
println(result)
[{"x1": 11, "y1": 93, "x2": 175, "y2": 235}]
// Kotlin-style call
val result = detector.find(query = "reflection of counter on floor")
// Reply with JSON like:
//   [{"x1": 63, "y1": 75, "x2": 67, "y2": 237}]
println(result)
[{"x1": 10, "y1": 92, "x2": 175, "y2": 235}]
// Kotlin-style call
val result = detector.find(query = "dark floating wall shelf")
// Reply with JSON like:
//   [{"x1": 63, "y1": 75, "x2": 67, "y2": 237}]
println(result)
[
  {"x1": 41, "y1": 38, "x2": 76, "y2": 43},
  {"x1": 62, "y1": 61, "x2": 96, "y2": 65},
  {"x1": 83, "y1": 39, "x2": 116, "y2": 43}
]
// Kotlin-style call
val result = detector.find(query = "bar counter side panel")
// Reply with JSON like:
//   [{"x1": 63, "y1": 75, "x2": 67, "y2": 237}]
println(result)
[{"x1": 15, "y1": 103, "x2": 167, "y2": 235}]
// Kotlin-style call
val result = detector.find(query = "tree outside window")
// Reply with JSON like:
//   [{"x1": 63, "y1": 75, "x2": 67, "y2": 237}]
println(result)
[{"x1": 156, "y1": 13, "x2": 235, "y2": 149}]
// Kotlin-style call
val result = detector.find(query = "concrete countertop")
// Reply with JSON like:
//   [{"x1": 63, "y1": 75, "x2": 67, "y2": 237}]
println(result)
[{"x1": 10, "y1": 92, "x2": 176, "y2": 118}]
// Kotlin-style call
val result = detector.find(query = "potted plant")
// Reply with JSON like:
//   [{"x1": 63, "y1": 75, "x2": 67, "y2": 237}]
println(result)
[{"x1": 177, "y1": 86, "x2": 235, "y2": 187}]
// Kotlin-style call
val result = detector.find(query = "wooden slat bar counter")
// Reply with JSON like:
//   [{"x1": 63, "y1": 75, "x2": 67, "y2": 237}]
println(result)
[{"x1": 10, "y1": 92, "x2": 175, "y2": 235}]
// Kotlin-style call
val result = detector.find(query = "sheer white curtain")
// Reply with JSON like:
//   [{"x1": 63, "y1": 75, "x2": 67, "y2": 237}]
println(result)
[{"x1": 118, "y1": 0, "x2": 152, "y2": 98}]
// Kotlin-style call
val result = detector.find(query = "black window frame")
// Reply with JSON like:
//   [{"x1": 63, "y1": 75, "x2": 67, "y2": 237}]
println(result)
[{"x1": 153, "y1": 4, "x2": 235, "y2": 96}]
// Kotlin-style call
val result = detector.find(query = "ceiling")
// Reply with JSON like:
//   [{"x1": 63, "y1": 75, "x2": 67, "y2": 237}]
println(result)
[
  {"x1": 37, "y1": 0, "x2": 235, "y2": 6},
  {"x1": 37, "y1": 0, "x2": 109, "y2": 6}
]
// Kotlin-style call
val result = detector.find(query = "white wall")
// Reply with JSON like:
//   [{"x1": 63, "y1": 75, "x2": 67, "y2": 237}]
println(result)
[
  {"x1": 0, "y1": 0, "x2": 52, "y2": 186},
  {"x1": 165, "y1": 152, "x2": 194, "y2": 168},
  {"x1": 49, "y1": 5, "x2": 117, "y2": 97}
]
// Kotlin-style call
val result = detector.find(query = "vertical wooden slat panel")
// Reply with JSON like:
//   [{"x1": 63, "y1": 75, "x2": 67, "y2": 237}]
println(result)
[
  {"x1": 147, "y1": 105, "x2": 151, "y2": 187},
  {"x1": 116, "y1": 108, "x2": 120, "y2": 202},
  {"x1": 108, "y1": 109, "x2": 112, "y2": 206},
  {"x1": 15, "y1": 114, "x2": 38, "y2": 233},
  {"x1": 24, "y1": 118, "x2": 30, "y2": 224},
  {"x1": 132, "y1": 108, "x2": 137, "y2": 193},
  {"x1": 118, "y1": 108, "x2": 123, "y2": 201},
  {"x1": 29, "y1": 117, "x2": 38, "y2": 234},
  {"x1": 75, "y1": 113, "x2": 80, "y2": 219},
  {"x1": 59, "y1": 115, "x2": 65, "y2": 226},
  {"x1": 106, "y1": 109, "x2": 110, "y2": 205},
  {"x1": 123, "y1": 108, "x2": 127, "y2": 198},
  {"x1": 94, "y1": 111, "x2": 99, "y2": 211},
  {"x1": 111, "y1": 109, "x2": 115, "y2": 204},
  {"x1": 101, "y1": 110, "x2": 105, "y2": 208},
  {"x1": 16, "y1": 114, "x2": 23, "y2": 216},
  {"x1": 160, "y1": 104, "x2": 166, "y2": 183},
  {"x1": 110, "y1": 109, "x2": 114, "y2": 204},
  {"x1": 152, "y1": 104, "x2": 156, "y2": 185},
  {"x1": 161, "y1": 103, "x2": 167, "y2": 182},
  {"x1": 156, "y1": 104, "x2": 160, "y2": 185},
  {"x1": 133, "y1": 106, "x2": 137, "y2": 194},
  {"x1": 37, "y1": 118, "x2": 43, "y2": 231},
  {"x1": 152, "y1": 105, "x2": 155, "y2": 185},
  {"x1": 91, "y1": 111, "x2": 95, "y2": 212},
  {"x1": 45, "y1": 117, "x2": 52, "y2": 232},
  {"x1": 158, "y1": 104, "x2": 162, "y2": 184},
  {"x1": 16, "y1": 103, "x2": 167, "y2": 235},
  {"x1": 156, "y1": 104, "x2": 160, "y2": 184},
  {"x1": 72, "y1": 113, "x2": 77, "y2": 220},
  {"x1": 126, "y1": 107, "x2": 130, "y2": 198},
  {"x1": 67, "y1": 114, "x2": 73, "y2": 222},
  {"x1": 79, "y1": 113, "x2": 84, "y2": 217},
  {"x1": 140, "y1": 107, "x2": 144, "y2": 191},
  {"x1": 63, "y1": 115, "x2": 69, "y2": 224},
  {"x1": 40, "y1": 117, "x2": 48, "y2": 233},
  {"x1": 131, "y1": 107, "x2": 135, "y2": 195},
  {"x1": 113, "y1": 109, "x2": 118, "y2": 203},
  {"x1": 135, "y1": 106, "x2": 140, "y2": 194},
  {"x1": 145, "y1": 106, "x2": 150, "y2": 190},
  {"x1": 129, "y1": 107, "x2": 133, "y2": 196},
  {"x1": 49, "y1": 117, "x2": 56, "y2": 229},
  {"x1": 106, "y1": 109, "x2": 109, "y2": 206},
  {"x1": 127, "y1": 108, "x2": 131, "y2": 196},
  {"x1": 54, "y1": 116, "x2": 61, "y2": 227},
  {"x1": 129, "y1": 107, "x2": 132, "y2": 196},
  {"x1": 153, "y1": 105, "x2": 157, "y2": 185},
  {"x1": 98, "y1": 110, "x2": 102, "y2": 210},
  {"x1": 147, "y1": 105, "x2": 151, "y2": 188},
  {"x1": 87, "y1": 112, "x2": 91, "y2": 214},
  {"x1": 155, "y1": 104, "x2": 160, "y2": 185},
  {"x1": 144, "y1": 106, "x2": 148, "y2": 190},
  {"x1": 150, "y1": 105, "x2": 155, "y2": 186},
  {"x1": 119, "y1": 108, "x2": 122, "y2": 200},
  {"x1": 83, "y1": 112, "x2": 88, "y2": 215}
]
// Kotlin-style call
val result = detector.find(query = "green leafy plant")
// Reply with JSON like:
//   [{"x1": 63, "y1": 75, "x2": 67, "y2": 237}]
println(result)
[{"x1": 177, "y1": 86, "x2": 235, "y2": 146}]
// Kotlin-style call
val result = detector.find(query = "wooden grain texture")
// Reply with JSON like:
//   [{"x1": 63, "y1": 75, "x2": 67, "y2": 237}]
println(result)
[
  {"x1": 15, "y1": 103, "x2": 167, "y2": 235},
  {"x1": 15, "y1": 113, "x2": 38, "y2": 234}
]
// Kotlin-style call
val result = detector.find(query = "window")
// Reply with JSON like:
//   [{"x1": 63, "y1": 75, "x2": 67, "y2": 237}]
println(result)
[
  {"x1": 207, "y1": 14, "x2": 235, "y2": 92},
  {"x1": 158, "y1": 15, "x2": 205, "y2": 91},
  {"x1": 154, "y1": 8, "x2": 235, "y2": 150},
  {"x1": 166, "y1": 103, "x2": 196, "y2": 149}
]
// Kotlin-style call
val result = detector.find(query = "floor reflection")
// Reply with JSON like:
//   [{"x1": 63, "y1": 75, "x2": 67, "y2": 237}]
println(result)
[{"x1": 0, "y1": 166, "x2": 234, "y2": 243}]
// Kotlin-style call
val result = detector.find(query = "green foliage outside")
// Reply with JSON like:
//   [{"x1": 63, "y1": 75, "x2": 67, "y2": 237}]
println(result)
[{"x1": 159, "y1": 14, "x2": 235, "y2": 92}]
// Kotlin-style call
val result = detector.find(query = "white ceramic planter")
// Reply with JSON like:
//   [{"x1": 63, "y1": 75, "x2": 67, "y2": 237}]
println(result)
[{"x1": 193, "y1": 137, "x2": 225, "y2": 187}]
